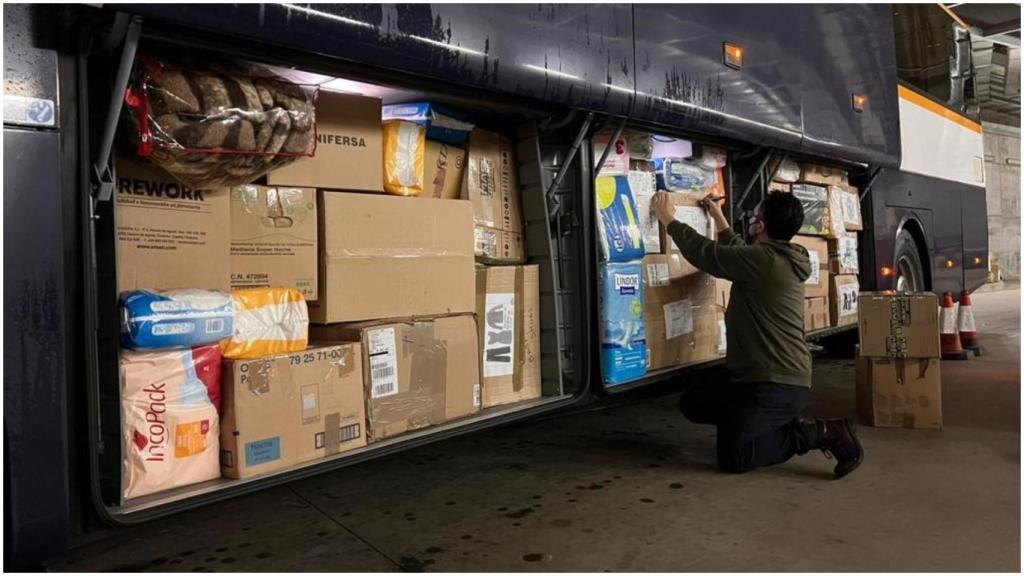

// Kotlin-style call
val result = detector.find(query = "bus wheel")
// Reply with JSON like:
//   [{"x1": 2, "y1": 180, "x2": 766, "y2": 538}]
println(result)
[{"x1": 894, "y1": 229, "x2": 925, "y2": 292}]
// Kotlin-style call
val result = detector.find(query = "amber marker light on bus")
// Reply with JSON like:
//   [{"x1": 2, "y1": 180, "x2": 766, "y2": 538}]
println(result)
[
  {"x1": 852, "y1": 93, "x2": 867, "y2": 113},
  {"x1": 946, "y1": 259, "x2": 956, "y2": 269},
  {"x1": 974, "y1": 256, "x2": 983, "y2": 265},
  {"x1": 880, "y1": 266, "x2": 893, "y2": 277},
  {"x1": 723, "y1": 42, "x2": 743, "y2": 69}
]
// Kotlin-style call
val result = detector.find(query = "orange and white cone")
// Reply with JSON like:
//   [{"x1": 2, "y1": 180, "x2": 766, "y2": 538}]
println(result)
[
  {"x1": 941, "y1": 291, "x2": 968, "y2": 361},
  {"x1": 958, "y1": 290, "x2": 980, "y2": 353}
]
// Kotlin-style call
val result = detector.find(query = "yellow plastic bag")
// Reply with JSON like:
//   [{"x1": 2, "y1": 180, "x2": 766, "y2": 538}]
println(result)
[
  {"x1": 220, "y1": 288, "x2": 308, "y2": 359},
  {"x1": 383, "y1": 120, "x2": 425, "y2": 196}
]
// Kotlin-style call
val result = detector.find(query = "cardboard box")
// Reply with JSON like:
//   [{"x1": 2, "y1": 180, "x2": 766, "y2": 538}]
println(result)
[
  {"x1": 659, "y1": 193, "x2": 716, "y2": 278},
  {"x1": 423, "y1": 140, "x2": 467, "y2": 200},
  {"x1": 267, "y1": 91, "x2": 383, "y2": 192},
  {"x1": 230, "y1": 185, "x2": 318, "y2": 300},
  {"x1": 828, "y1": 231, "x2": 859, "y2": 275},
  {"x1": 793, "y1": 235, "x2": 829, "y2": 298},
  {"x1": 798, "y1": 163, "x2": 847, "y2": 187},
  {"x1": 858, "y1": 292, "x2": 940, "y2": 358},
  {"x1": 642, "y1": 252, "x2": 692, "y2": 285},
  {"x1": 220, "y1": 343, "x2": 367, "y2": 479},
  {"x1": 792, "y1": 183, "x2": 829, "y2": 236},
  {"x1": 475, "y1": 265, "x2": 541, "y2": 408},
  {"x1": 830, "y1": 274, "x2": 860, "y2": 327},
  {"x1": 825, "y1": 186, "x2": 846, "y2": 239},
  {"x1": 644, "y1": 271, "x2": 721, "y2": 370},
  {"x1": 115, "y1": 156, "x2": 231, "y2": 292},
  {"x1": 804, "y1": 296, "x2": 830, "y2": 332},
  {"x1": 839, "y1": 185, "x2": 864, "y2": 231},
  {"x1": 312, "y1": 191, "x2": 475, "y2": 323},
  {"x1": 475, "y1": 226, "x2": 525, "y2": 264},
  {"x1": 312, "y1": 314, "x2": 481, "y2": 441},
  {"x1": 768, "y1": 181, "x2": 791, "y2": 194},
  {"x1": 463, "y1": 129, "x2": 523, "y2": 239},
  {"x1": 856, "y1": 355, "x2": 942, "y2": 429}
]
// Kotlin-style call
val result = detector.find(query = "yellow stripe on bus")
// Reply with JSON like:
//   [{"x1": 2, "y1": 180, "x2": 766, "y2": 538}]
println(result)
[{"x1": 898, "y1": 85, "x2": 982, "y2": 134}]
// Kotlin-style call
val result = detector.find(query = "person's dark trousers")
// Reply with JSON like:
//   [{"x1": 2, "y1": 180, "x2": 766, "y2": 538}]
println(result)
[{"x1": 680, "y1": 379, "x2": 819, "y2": 473}]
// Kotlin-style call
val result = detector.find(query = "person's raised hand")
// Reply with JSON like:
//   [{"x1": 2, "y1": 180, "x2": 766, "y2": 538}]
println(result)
[{"x1": 653, "y1": 191, "x2": 676, "y2": 226}]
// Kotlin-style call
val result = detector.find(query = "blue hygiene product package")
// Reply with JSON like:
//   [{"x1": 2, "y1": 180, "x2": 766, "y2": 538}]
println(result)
[
  {"x1": 381, "y1": 102, "x2": 475, "y2": 145},
  {"x1": 653, "y1": 157, "x2": 709, "y2": 192},
  {"x1": 599, "y1": 262, "x2": 648, "y2": 385},
  {"x1": 121, "y1": 289, "x2": 235, "y2": 350},
  {"x1": 596, "y1": 175, "x2": 645, "y2": 262}
]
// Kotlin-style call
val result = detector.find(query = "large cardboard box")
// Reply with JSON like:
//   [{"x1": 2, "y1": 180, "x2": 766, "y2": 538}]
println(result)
[
  {"x1": 230, "y1": 185, "x2": 318, "y2": 300},
  {"x1": 792, "y1": 235, "x2": 829, "y2": 298},
  {"x1": 828, "y1": 230, "x2": 859, "y2": 275},
  {"x1": 839, "y1": 184, "x2": 864, "y2": 231},
  {"x1": 220, "y1": 343, "x2": 367, "y2": 479},
  {"x1": 858, "y1": 292, "x2": 940, "y2": 358},
  {"x1": 475, "y1": 265, "x2": 541, "y2": 409},
  {"x1": 799, "y1": 163, "x2": 847, "y2": 187},
  {"x1": 115, "y1": 156, "x2": 231, "y2": 292},
  {"x1": 423, "y1": 140, "x2": 467, "y2": 200},
  {"x1": 267, "y1": 91, "x2": 383, "y2": 192},
  {"x1": 312, "y1": 315, "x2": 481, "y2": 441},
  {"x1": 659, "y1": 194, "x2": 716, "y2": 278},
  {"x1": 805, "y1": 296, "x2": 830, "y2": 332},
  {"x1": 830, "y1": 274, "x2": 860, "y2": 327},
  {"x1": 856, "y1": 354, "x2": 942, "y2": 429},
  {"x1": 312, "y1": 191, "x2": 475, "y2": 323},
  {"x1": 463, "y1": 129, "x2": 524, "y2": 261},
  {"x1": 643, "y1": 269, "x2": 721, "y2": 370}
]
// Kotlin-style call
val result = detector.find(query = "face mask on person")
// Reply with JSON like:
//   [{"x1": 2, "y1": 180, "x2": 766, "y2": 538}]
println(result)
[{"x1": 747, "y1": 203, "x2": 766, "y2": 239}]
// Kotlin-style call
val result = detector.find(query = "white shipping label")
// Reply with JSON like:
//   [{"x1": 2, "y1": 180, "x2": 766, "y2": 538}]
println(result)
[
  {"x1": 663, "y1": 299, "x2": 694, "y2": 340},
  {"x1": 838, "y1": 282, "x2": 860, "y2": 316},
  {"x1": 842, "y1": 191, "x2": 861, "y2": 225},
  {"x1": 473, "y1": 384, "x2": 482, "y2": 408},
  {"x1": 674, "y1": 205, "x2": 710, "y2": 238},
  {"x1": 628, "y1": 171, "x2": 661, "y2": 252},
  {"x1": 805, "y1": 251, "x2": 821, "y2": 285},
  {"x1": 646, "y1": 263, "x2": 670, "y2": 287},
  {"x1": 717, "y1": 319, "x2": 727, "y2": 353},
  {"x1": 367, "y1": 328, "x2": 399, "y2": 398},
  {"x1": 483, "y1": 293, "x2": 516, "y2": 378},
  {"x1": 840, "y1": 236, "x2": 859, "y2": 272}
]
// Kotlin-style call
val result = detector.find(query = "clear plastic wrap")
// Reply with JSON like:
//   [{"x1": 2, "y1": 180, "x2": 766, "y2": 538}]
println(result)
[
  {"x1": 654, "y1": 157, "x2": 712, "y2": 192},
  {"x1": 382, "y1": 120, "x2": 426, "y2": 196},
  {"x1": 123, "y1": 55, "x2": 317, "y2": 189},
  {"x1": 220, "y1": 287, "x2": 309, "y2": 359},
  {"x1": 120, "y1": 289, "x2": 235, "y2": 350},
  {"x1": 121, "y1": 345, "x2": 221, "y2": 501}
]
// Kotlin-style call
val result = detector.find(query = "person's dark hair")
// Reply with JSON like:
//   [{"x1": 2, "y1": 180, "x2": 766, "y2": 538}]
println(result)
[{"x1": 761, "y1": 193, "x2": 805, "y2": 241}]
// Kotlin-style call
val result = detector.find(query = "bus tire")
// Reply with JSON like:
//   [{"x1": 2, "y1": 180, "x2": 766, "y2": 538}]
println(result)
[{"x1": 894, "y1": 229, "x2": 925, "y2": 292}]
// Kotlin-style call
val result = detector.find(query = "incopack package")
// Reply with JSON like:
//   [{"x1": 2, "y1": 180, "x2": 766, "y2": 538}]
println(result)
[
  {"x1": 830, "y1": 274, "x2": 860, "y2": 327},
  {"x1": 423, "y1": 140, "x2": 466, "y2": 200},
  {"x1": 856, "y1": 354, "x2": 942, "y2": 429},
  {"x1": 659, "y1": 193, "x2": 716, "y2": 278},
  {"x1": 463, "y1": 129, "x2": 524, "y2": 256},
  {"x1": 475, "y1": 265, "x2": 541, "y2": 408},
  {"x1": 599, "y1": 261, "x2": 647, "y2": 385},
  {"x1": 230, "y1": 185, "x2": 317, "y2": 299},
  {"x1": 792, "y1": 183, "x2": 829, "y2": 236},
  {"x1": 828, "y1": 231, "x2": 859, "y2": 275},
  {"x1": 267, "y1": 90, "x2": 383, "y2": 192},
  {"x1": 596, "y1": 174, "x2": 645, "y2": 262},
  {"x1": 858, "y1": 292, "x2": 940, "y2": 358},
  {"x1": 792, "y1": 235, "x2": 829, "y2": 299},
  {"x1": 312, "y1": 315, "x2": 481, "y2": 441},
  {"x1": 313, "y1": 191, "x2": 475, "y2": 323},
  {"x1": 804, "y1": 296, "x2": 830, "y2": 332},
  {"x1": 115, "y1": 155, "x2": 231, "y2": 292},
  {"x1": 220, "y1": 343, "x2": 366, "y2": 479}
]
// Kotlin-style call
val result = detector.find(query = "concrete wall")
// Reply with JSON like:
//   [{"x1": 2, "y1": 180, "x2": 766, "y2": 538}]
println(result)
[{"x1": 982, "y1": 121, "x2": 1021, "y2": 280}]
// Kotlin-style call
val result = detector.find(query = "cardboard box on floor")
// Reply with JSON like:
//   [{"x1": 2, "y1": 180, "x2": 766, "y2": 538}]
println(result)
[
  {"x1": 830, "y1": 274, "x2": 860, "y2": 327},
  {"x1": 230, "y1": 185, "x2": 318, "y2": 300},
  {"x1": 311, "y1": 314, "x2": 481, "y2": 442},
  {"x1": 267, "y1": 91, "x2": 383, "y2": 192},
  {"x1": 220, "y1": 343, "x2": 367, "y2": 479},
  {"x1": 463, "y1": 129, "x2": 524, "y2": 262},
  {"x1": 643, "y1": 266, "x2": 723, "y2": 370},
  {"x1": 858, "y1": 292, "x2": 940, "y2": 358},
  {"x1": 115, "y1": 155, "x2": 231, "y2": 292},
  {"x1": 423, "y1": 140, "x2": 467, "y2": 200},
  {"x1": 659, "y1": 194, "x2": 716, "y2": 278},
  {"x1": 475, "y1": 265, "x2": 541, "y2": 409},
  {"x1": 856, "y1": 354, "x2": 942, "y2": 429},
  {"x1": 312, "y1": 191, "x2": 475, "y2": 323},
  {"x1": 792, "y1": 235, "x2": 829, "y2": 299},
  {"x1": 804, "y1": 296, "x2": 830, "y2": 332}
]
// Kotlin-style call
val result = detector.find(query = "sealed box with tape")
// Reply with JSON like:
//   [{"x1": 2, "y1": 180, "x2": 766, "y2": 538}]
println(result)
[
  {"x1": 642, "y1": 262, "x2": 723, "y2": 370},
  {"x1": 856, "y1": 354, "x2": 942, "y2": 429},
  {"x1": 220, "y1": 343, "x2": 366, "y2": 479},
  {"x1": 858, "y1": 292, "x2": 940, "y2": 358},
  {"x1": 792, "y1": 235, "x2": 830, "y2": 299},
  {"x1": 475, "y1": 265, "x2": 541, "y2": 409}
]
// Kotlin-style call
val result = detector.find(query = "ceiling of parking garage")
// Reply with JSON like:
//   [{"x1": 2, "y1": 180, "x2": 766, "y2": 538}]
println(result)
[{"x1": 945, "y1": 3, "x2": 1021, "y2": 124}]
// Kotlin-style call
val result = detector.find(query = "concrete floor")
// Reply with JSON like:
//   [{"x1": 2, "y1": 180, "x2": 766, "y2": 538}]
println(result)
[{"x1": 51, "y1": 287, "x2": 1021, "y2": 572}]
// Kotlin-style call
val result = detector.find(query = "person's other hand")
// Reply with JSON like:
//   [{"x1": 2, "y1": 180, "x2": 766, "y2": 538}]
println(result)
[
  {"x1": 653, "y1": 191, "x2": 676, "y2": 226},
  {"x1": 701, "y1": 195, "x2": 730, "y2": 232}
]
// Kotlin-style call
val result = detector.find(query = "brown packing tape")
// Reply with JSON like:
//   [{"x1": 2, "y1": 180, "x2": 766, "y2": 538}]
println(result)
[
  {"x1": 408, "y1": 319, "x2": 446, "y2": 393},
  {"x1": 246, "y1": 359, "x2": 274, "y2": 395},
  {"x1": 514, "y1": 266, "x2": 525, "y2": 393},
  {"x1": 323, "y1": 412, "x2": 341, "y2": 455},
  {"x1": 369, "y1": 321, "x2": 446, "y2": 437}
]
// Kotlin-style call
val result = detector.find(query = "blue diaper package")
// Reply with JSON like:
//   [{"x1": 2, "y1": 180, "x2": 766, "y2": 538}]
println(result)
[
  {"x1": 121, "y1": 290, "x2": 235, "y2": 350},
  {"x1": 599, "y1": 262, "x2": 648, "y2": 385},
  {"x1": 596, "y1": 175, "x2": 645, "y2": 262},
  {"x1": 653, "y1": 157, "x2": 710, "y2": 192},
  {"x1": 381, "y1": 102, "x2": 475, "y2": 145}
]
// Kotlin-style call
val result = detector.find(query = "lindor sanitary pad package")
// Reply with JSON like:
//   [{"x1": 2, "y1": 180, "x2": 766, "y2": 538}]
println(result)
[
  {"x1": 596, "y1": 175, "x2": 645, "y2": 262},
  {"x1": 599, "y1": 261, "x2": 648, "y2": 385}
]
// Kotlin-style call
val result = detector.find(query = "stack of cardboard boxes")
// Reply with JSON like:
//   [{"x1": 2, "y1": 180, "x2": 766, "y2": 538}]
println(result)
[
  {"x1": 115, "y1": 87, "x2": 541, "y2": 491},
  {"x1": 856, "y1": 292, "x2": 942, "y2": 429}
]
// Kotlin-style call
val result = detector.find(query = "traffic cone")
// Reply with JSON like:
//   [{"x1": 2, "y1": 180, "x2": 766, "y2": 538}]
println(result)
[
  {"x1": 958, "y1": 290, "x2": 982, "y2": 355},
  {"x1": 941, "y1": 291, "x2": 968, "y2": 361}
]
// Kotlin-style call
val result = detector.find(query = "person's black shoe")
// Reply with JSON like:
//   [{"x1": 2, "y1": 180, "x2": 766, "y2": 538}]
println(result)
[{"x1": 817, "y1": 418, "x2": 863, "y2": 479}]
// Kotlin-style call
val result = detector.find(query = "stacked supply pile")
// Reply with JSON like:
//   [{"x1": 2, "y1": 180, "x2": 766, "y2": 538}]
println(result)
[{"x1": 856, "y1": 292, "x2": 942, "y2": 429}]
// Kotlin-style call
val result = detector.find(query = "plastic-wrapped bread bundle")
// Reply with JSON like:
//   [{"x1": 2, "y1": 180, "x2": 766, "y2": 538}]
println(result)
[
  {"x1": 382, "y1": 120, "x2": 426, "y2": 196},
  {"x1": 121, "y1": 345, "x2": 221, "y2": 501},
  {"x1": 123, "y1": 55, "x2": 317, "y2": 189},
  {"x1": 220, "y1": 288, "x2": 309, "y2": 359},
  {"x1": 120, "y1": 290, "x2": 235, "y2": 350}
]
